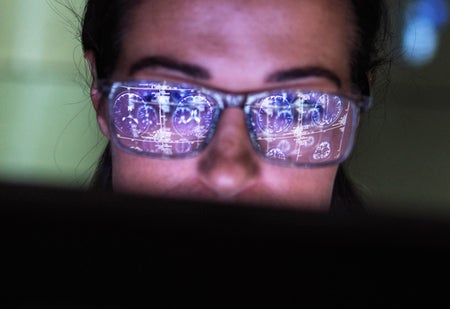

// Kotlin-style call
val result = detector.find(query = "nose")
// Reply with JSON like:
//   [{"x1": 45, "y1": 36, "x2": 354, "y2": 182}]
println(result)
[{"x1": 197, "y1": 108, "x2": 260, "y2": 198}]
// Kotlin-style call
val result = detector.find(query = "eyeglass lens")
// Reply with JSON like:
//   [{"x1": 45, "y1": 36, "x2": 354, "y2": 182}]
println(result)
[{"x1": 246, "y1": 92, "x2": 356, "y2": 166}]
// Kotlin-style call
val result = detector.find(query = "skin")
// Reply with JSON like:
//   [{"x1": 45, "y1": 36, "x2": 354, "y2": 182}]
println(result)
[{"x1": 88, "y1": 0, "x2": 356, "y2": 212}]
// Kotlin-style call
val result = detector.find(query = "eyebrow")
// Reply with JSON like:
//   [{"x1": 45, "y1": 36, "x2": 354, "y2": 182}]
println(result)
[
  {"x1": 129, "y1": 56, "x2": 211, "y2": 79},
  {"x1": 129, "y1": 56, "x2": 342, "y2": 89},
  {"x1": 266, "y1": 66, "x2": 342, "y2": 88}
]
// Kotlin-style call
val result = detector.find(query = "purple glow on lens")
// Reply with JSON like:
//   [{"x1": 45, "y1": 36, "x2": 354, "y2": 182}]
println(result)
[
  {"x1": 311, "y1": 94, "x2": 342, "y2": 127},
  {"x1": 113, "y1": 93, "x2": 158, "y2": 137},
  {"x1": 172, "y1": 95, "x2": 214, "y2": 138},
  {"x1": 254, "y1": 95, "x2": 294, "y2": 134}
]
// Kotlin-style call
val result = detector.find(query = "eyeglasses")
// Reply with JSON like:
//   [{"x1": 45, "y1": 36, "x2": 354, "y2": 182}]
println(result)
[{"x1": 98, "y1": 79, "x2": 372, "y2": 167}]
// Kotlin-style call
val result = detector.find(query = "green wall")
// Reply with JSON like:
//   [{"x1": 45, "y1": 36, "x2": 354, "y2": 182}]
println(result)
[
  {"x1": 0, "y1": 1, "x2": 449, "y2": 217},
  {"x1": 0, "y1": 0, "x2": 106, "y2": 188}
]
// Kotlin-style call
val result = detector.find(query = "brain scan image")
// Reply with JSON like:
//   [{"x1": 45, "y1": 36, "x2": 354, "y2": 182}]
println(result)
[
  {"x1": 310, "y1": 94, "x2": 343, "y2": 127},
  {"x1": 113, "y1": 92, "x2": 158, "y2": 138},
  {"x1": 172, "y1": 95, "x2": 215, "y2": 138},
  {"x1": 254, "y1": 95, "x2": 294, "y2": 134},
  {"x1": 312, "y1": 141, "x2": 332, "y2": 160}
]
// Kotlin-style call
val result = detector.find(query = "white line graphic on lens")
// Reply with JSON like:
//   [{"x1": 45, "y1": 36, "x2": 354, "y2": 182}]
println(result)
[
  {"x1": 174, "y1": 138, "x2": 193, "y2": 154},
  {"x1": 256, "y1": 95, "x2": 294, "y2": 134},
  {"x1": 265, "y1": 140, "x2": 291, "y2": 160},
  {"x1": 113, "y1": 92, "x2": 158, "y2": 137},
  {"x1": 313, "y1": 141, "x2": 332, "y2": 160},
  {"x1": 266, "y1": 148, "x2": 286, "y2": 160},
  {"x1": 311, "y1": 94, "x2": 342, "y2": 127},
  {"x1": 172, "y1": 95, "x2": 214, "y2": 138}
]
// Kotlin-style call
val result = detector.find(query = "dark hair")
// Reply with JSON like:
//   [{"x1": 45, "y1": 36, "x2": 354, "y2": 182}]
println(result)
[
  {"x1": 350, "y1": 0, "x2": 391, "y2": 96},
  {"x1": 81, "y1": 0, "x2": 143, "y2": 79},
  {"x1": 81, "y1": 0, "x2": 391, "y2": 213}
]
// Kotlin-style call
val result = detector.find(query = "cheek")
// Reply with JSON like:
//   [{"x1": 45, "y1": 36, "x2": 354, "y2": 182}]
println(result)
[
  {"x1": 263, "y1": 166, "x2": 337, "y2": 199},
  {"x1": 111, "y1": 143, "x2": 338, "y2": 210},
  {"x1": 95, "y1": 98, "x2": 111, "y2": 139},
  {"x1": 110, "y1": 148, "x2": 195, "y2": 193}
]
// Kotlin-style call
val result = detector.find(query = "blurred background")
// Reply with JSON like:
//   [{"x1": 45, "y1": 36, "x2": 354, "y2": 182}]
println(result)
[{"x1": 0, "y1": 1, "x2": 449, "y2": 218}]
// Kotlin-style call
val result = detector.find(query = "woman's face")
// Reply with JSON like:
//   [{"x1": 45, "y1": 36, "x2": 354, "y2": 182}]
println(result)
[{"x1": 92, "y1": 0, "x2": 355, "y2": 211}]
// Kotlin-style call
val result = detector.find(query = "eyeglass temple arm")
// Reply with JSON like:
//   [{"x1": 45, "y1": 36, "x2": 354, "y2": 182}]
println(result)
[{"x1": 359, "y1": 96, "x2": 373, "y2": 112}]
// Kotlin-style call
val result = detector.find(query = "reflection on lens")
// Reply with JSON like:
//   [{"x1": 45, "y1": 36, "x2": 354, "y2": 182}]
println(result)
[
  {"x1": 266, "y1": 148, "x2": 287, "y2": 160},
  {"x1": 110, "y1": 83, "x2": 219, "y2": 157},
  {"x1": 277, "y1": 140, "x2": 291, "y2": 153},
  {"x1": 312, "y1": 141, "x2": 332, "y2": 160},
  {"x1": 109, "y1": 82, "x2": 360, "y2": 165},
  {"x1": 311, "y1": 94, "x2": 342, "y2": 127},
  {"x1": 254, "y1": 95, "x2": 294, "y2": 134},
  {"x1": 113, "y1": 93, "x2": 158, "y2": 137},
  {"x1": 248, "y1": 91, "x2": 355, "y2": 166},
  {"x1": 172, "y1": 95, "x2": 214, "y2": 138}
]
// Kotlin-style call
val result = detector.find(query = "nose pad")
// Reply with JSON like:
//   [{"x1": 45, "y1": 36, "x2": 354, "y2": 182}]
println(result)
[{"x1": 197, "y1": 108, "x2": 260, "y2": 198}]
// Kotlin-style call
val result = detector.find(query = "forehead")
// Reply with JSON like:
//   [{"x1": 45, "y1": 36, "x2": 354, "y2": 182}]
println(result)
[{"x1": 117, "y1": 0, "x2": 354, "y2": 88}]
